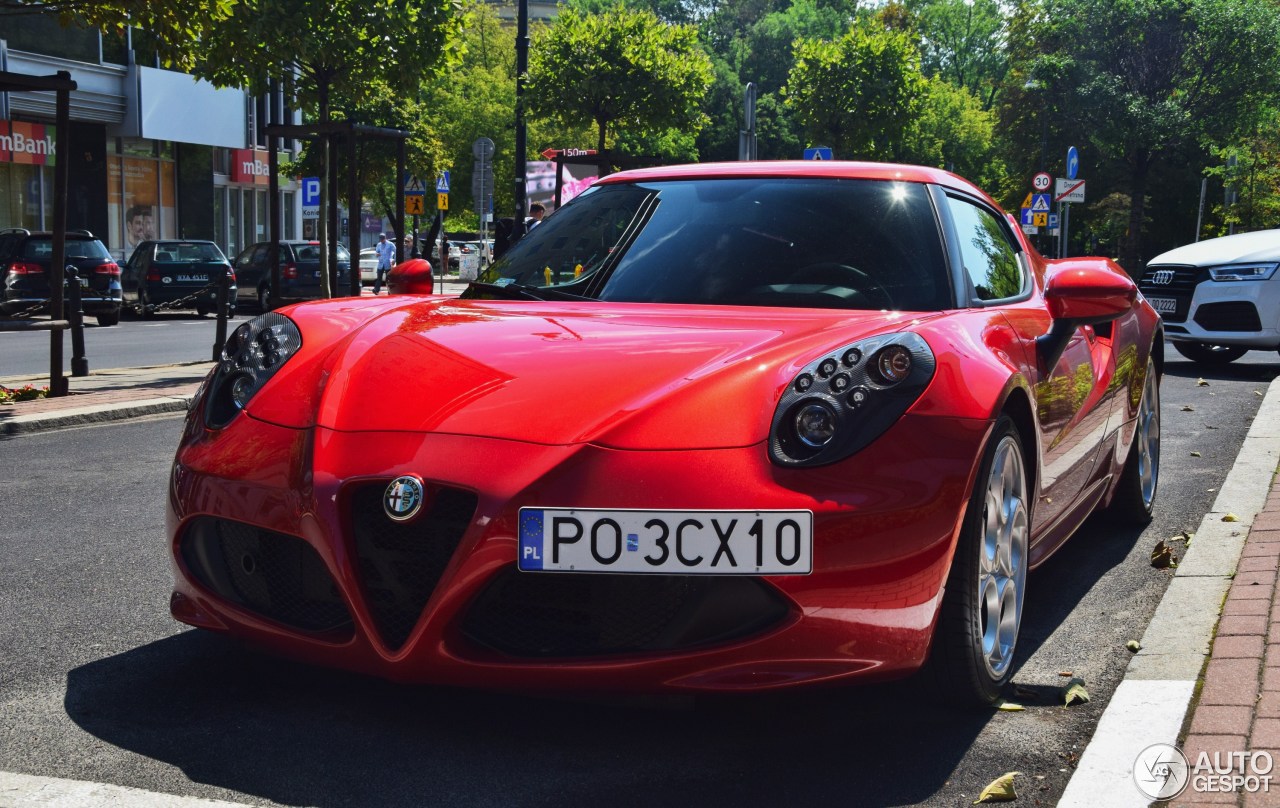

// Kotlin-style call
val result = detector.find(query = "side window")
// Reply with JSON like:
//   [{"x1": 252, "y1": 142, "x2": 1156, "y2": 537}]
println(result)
[{"x1": 946, "y1": 196, "x2": 1024, "y2": 302}]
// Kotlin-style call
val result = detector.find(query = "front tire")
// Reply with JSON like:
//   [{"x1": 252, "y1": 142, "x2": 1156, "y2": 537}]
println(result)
[
  {"x1": 1107, "y1": 358, "x2": 1161, "y2": 524},
  {"x1": 96, "y1": 307, "x2": 120, "y2": 327},
  {"x1": 1172, "y1": 341, "x2": 1247, "y2": 365},
  {"x1": 928, "y1": 415, "x2": 1030, "y2": 706}
]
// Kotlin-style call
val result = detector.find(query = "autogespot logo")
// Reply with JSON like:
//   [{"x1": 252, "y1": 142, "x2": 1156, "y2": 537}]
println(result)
[{"x1": 1133, "y1": 743, "x2": 1190, "y2": 800}]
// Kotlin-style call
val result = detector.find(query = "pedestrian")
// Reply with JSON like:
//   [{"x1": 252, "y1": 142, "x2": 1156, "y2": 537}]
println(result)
[
  {"x1": 526, "y1": 203, "x2": 546, "y2": 231},
  {"x1": 373, "y1": 233, "x2": 395, "y2": 295}
]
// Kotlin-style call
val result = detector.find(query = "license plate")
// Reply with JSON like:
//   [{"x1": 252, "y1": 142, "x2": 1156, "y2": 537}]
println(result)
[
  {"x1": 1148, "y1": 296, "x2": 1177, "y2": 314},
  {"x1": 176, "y1": 275, "x2": 207, "y2": 283},
  {"x1": 518, "y1": 508, "x2": 813, "y2": 575},
  {"x1": 78, "y1": 278, "x2": 88, "y2": 288}
]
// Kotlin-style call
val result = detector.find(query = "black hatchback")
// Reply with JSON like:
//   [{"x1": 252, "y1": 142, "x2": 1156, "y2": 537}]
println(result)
[
  {"x1": 232, "y1": 240, "x2": 352, "y2": 310},
  {"x1": 0, "y1": 228, "x2": 124, "y2": 326},
  {"x1": 123, "y1": 240, "x2": 237, "y2": 317}
]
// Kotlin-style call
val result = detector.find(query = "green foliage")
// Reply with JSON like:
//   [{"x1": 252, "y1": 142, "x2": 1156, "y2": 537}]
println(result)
[
  {"x1": 526, "y1": 6, "x2": 714, "y2": 154},
  {"x1": 906, "y1": 76, "x2": 1003, "y2": 187},
  {"x1": 1203, "y1": 106, "x2": 1280, "y2": 235},
  {"x1": 785, "y1": 21, "x2": 927, "y2": 161},
  {"x1": 906, "y1": 0, "x2": 1008, "y2": 109},
  {"x1": 1009, "y1": 0, "x2": 1280, "y2": 269},
  {"x1": 193, "y1": 0, "x2": 460, "y2": 115}
]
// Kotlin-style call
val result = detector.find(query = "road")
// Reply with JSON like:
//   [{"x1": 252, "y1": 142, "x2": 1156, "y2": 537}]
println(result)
[
  {"x1": 0, "y1": 312, "x2": 223, "y2": 377},
  {"x1": 1, "y1": 351, "x2": 1277, "y2": 807}
]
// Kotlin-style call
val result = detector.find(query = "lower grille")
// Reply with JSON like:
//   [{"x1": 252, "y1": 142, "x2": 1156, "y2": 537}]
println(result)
[
  {"x1": 1194, "y1": 301, "x2": 1262, "y2": 332},
  {"x1": 461, "y1": 568, "x2": 791, "y2": 658},
  {"x1": 180, "y1": 518, "x2": 353, "y2": 636},
  {"x1": 349, "y1": 484, "x2": 478, "y2": 652}
]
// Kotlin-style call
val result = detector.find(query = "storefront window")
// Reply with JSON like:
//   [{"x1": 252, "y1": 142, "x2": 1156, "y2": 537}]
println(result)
[
  {"x1": 108, "y1": 153, "x2": 177, "y2": 259},
  {"x1": 256, "y1": 190, "x2": 267, "y2": 242},
  {"x1": 283, "y1": 192, "x2": 296, "y2": 239},
  {"x1": 0, "y1": 163, "x2": 55, "y2": 231},
  {"x1": 214, "y1": 189, "x2": 226, "y2": 255},
  {"x1": 229, "y1": 190, "x2": 240, "y2": 258}
]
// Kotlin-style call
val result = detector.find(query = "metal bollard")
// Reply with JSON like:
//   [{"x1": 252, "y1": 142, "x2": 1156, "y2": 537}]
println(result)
[
  {"x1": 212, "y1": 272, "x2": 230, "y2": 362},
  {"x1": 65, "y1": 265, "x2": 89, "y2": 377}
]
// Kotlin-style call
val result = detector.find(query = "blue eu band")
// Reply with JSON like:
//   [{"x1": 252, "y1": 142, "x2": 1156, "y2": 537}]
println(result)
[{"x1": 519, "y1": 509, "x2": 544, "y2": 570}]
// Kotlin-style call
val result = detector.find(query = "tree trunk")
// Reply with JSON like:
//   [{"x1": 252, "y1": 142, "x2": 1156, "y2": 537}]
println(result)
[
  {"x1": 1119, "y1": 150, "x2": 1150, "y2": 277},
  {"x1": 318, "y1": 84, "x2": 332, "y2": 299},
  {"x1": 596, "y1": 117, "x2": 608, "y2": 153}
]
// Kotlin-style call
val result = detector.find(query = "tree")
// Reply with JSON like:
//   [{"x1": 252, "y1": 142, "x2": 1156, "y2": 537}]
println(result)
[
  {"x1": 906, "y1": 0, "x2": 1008, "y2": 109},
  {"x1": 526, "y1": 6, "x2": 713, "y2": 154},
  {"x1": 907, "y1": 76, "x2": 1004, "y2": 189},
  {"x1": 192, "y1": 0, "x2": 459, "y2": 293},
  {"x1": 1015, "y1": 0, "x2": 1280, "y2": 271},
  {"x1": 784, "y1": 21, "x2": 927, "y2": 161},
  {"x1": 0, "y1": 0, "x2": 233, "y2": 69}
]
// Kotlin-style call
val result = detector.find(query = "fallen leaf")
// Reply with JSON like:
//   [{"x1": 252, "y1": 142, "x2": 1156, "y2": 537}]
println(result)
[
  {"x1": 1126, "y1": 640, "x2": 1142, "y2": 653},
  {"x1": 1223, "y1": 513, "x2": 1239, "y2": 522},
  {"x1": 974, "y1": 772, "x2": 1021, "y2": 803},
  {"x1": 1257, "y1": 391, "x2": 1264, "y2": 396},
  {"x1": 995, "y1": 699, "x2": 1025, "y2": 712},
  {"x1": 1190, "y1": 451, "x2": 1202, "y2": 457},
  {"x1": 1151, "y1": 541, "x2": 1176, "y2": 568},
  {"x1": 1058, "y1": 671, "x2": 1074, "y2": 677},
  {"x1": 1181, "y1": 405, "x2": 1195, "y2": 412},
  {"x1": 1197, "y1": 378, "x2": 1210, "y2": 386},
  {"x1": 1063, "y1": 678, "x2": 1090, "y2": 707}
]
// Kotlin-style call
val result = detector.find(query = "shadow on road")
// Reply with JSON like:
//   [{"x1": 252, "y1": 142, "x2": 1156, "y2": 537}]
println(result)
[{"x1": 65, "y1": 629, "x2": 994, "y2": 807}]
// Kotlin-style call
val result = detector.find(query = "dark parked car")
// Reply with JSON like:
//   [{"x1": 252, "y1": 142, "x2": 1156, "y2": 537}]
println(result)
[
  {"x1": 232, "y1": 240, "x2": 351, "y2": 310},
  {"x1": 123, "y1": 240, "x2": 237, "y2": 317},
  {"x1": 0, "y1": 228, "x2": 123, "y2": 326}
]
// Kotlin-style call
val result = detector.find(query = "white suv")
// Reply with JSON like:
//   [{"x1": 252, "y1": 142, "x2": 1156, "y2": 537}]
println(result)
[{"x1": 1138, "y1": 230, "x2": 1280, "y2": 365}]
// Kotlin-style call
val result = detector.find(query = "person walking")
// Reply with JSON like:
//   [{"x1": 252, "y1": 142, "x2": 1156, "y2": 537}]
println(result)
[{"x1": 373, "y1": 233, "x2": 395, "y2": 295}]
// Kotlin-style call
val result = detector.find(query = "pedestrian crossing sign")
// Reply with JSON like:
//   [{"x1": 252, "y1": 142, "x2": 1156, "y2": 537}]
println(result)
[{"x1": 1031, "y1": 194, "x2": 1051, "y2": 212}]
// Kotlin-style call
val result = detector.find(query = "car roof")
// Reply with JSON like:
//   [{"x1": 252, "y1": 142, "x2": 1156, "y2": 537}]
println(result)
[
  {"x1": 598, "y1": 160, "x2": 994, "y2": 204},
  {"x1": 150, "y1": 240, "x2": 217, "y2": 246}
]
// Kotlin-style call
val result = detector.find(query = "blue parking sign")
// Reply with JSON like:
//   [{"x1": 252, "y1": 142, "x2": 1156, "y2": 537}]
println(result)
[{"x1": 302, "y1": 177, "x2": 321, "y2": 207}]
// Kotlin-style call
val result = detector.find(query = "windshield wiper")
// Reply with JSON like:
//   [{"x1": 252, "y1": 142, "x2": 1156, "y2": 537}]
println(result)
[{"x1": 464, "y1": 281, "x2": 591, "y2": 301}]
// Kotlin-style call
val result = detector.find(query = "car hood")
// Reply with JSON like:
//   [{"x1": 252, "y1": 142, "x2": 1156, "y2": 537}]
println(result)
[
  {"x1": 300, "y1": 299, "x2": 935, "y2": 449},
  {"x1": 1149, "y1": 230, "x2": 1280, "y2": 267}
]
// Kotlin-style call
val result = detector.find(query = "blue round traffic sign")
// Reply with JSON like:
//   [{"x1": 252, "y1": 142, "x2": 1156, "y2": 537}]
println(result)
[{"x1": 1066, "y1": 147, "x2": 1079, "y2": 180}]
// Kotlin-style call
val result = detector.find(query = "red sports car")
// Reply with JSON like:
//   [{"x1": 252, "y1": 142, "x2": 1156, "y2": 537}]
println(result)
[{"x1": 168, "y1": 162, "x2": 1162, "y2": 705}]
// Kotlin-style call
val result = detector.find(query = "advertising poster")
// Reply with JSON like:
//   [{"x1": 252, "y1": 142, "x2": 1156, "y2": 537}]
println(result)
[
  {"x1": 525, "y1": 160, "x2": 598, "y2": 211},
  {"x1": 107, "y1": 157, "x2": 176, "y2": 259}
]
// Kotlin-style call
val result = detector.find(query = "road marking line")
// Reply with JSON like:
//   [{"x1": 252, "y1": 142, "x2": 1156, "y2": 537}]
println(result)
[{"x1": 0, "y1": 770, "x2": 263, "y2": 807}]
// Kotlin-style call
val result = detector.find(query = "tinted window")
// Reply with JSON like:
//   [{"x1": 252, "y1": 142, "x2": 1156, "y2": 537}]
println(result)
[
  {"x1": 22, "y1": 237, "x2": 111, "y2": 260},
  {"x1": 153, "y1": 243, "x2": 226, "y2": 262},
  {"x1": 483, "y1": 178, "x2": 951, "y2": 311},
  {"x1": 946, "y1": 196, "x2": 1024, "y2": 301}
]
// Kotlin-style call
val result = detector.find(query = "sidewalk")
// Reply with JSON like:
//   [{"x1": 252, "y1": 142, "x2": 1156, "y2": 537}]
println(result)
[{"x1": 1062, "y1": 377, "x2": 1280, "y2": 806}]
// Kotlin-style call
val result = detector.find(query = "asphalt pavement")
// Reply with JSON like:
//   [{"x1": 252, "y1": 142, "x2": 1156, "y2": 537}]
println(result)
[{"x1": 1, "y1": 340, "x2": 1278, "y2": 806}]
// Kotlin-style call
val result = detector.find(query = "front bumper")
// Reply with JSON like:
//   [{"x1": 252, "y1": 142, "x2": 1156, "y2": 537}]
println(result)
[
  {"x1": 168, "y1": 409, "x2": 989, "y2": 692},
  {"x1": 1140, "y1": 268, "x2": 1280, "y2": 349}
]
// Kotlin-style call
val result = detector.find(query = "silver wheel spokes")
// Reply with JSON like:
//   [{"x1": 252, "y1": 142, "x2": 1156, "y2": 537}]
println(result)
[
  {"x1": 979, "y1": 437, "x2": 1029, "y2": 679},
  {"x1": 1137, "y1": 364, "x2": 1160, "y2": 507}
]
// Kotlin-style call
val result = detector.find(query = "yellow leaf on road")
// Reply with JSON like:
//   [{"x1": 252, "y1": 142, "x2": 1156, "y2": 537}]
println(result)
[
  {"x1": 1127, "y1": 640, "x2": 1142, "y2": 653},
  {"x1": 1197, "y1": 378, "x2": 1210, "y2": 386},
  {"x1": 1223, "y1": 513, "x2": 1239, "y2": 522},
  {"x1": 1063, "y1": 678, "x2": 1090, "y2": 706},
  {"x1": 1151, "y1": 540, "x2": 1176, "y2": 568},
  {"x1": 974, "y1": 772, "x2": 1020, "y2": 803},
  {"x1": 1190, "y1": 451, "x2": 1202, "y2": 457},
  {"x1": 995, "y1": 699, "x2": 1025, "y2": 712}
]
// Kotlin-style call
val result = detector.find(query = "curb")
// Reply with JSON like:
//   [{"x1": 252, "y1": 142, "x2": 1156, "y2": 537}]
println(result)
[
  {"x1": 1059, "y1": 377, "x2": 1280, "y2": 806},
  {"x1": 0, "y1": 395, "x2": 195, "y2": 436}
]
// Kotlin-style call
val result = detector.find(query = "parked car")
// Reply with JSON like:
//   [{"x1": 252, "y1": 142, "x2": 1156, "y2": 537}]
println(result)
[
  {"x1": 359, "y1": 247, "x2": 378, "y2": 286},
  {"x1": 231, "y1": 240, "x2": 352, "y2": 310},
  {"x1": 122, "y1": 240, "x2": 236, "y2": 317},
  {"x1": 168, "y1": 161, "x2": 1162, "y2": 705},
  {"x1": 0, "y1": 228, "x2": 123, "y2": 326},
  {"x1": 1138, "y1": 230, "x2": 1280, "y2": 365}
]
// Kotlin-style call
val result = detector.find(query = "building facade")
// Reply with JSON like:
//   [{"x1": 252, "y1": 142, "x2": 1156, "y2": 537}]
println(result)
[{"x1": 0, "y1": 16, "x2": 304, "y2": 262}]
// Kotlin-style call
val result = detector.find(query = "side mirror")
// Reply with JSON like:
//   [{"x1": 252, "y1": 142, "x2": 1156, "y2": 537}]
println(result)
[{"x1": 1038, "y1": 259, "x2": 1137, "y2": 369}]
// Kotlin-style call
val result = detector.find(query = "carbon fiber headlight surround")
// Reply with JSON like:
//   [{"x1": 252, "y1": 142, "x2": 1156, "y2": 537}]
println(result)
[
  {"x1": 769, "y1": 333, "x2": 936, "y2": 467},
  {"x1": 204, "y1": 312, "x2": 302, "y2": 429}
]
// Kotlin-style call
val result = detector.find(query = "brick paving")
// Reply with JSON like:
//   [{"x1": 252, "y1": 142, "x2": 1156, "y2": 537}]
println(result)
[{"x1": 1176, "y1": 484, "x2": 1280, "y2": 806}]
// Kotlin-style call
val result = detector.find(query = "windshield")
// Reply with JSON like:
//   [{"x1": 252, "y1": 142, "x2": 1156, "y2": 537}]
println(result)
[{"x1": 474, "y1": 177, "x2": 951, "y2": 311}]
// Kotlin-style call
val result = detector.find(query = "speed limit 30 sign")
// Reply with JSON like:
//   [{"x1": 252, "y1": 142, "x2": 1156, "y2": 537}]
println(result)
[{"x1": 1032, "y1": 172, "x2": 1052, "y2": 191}]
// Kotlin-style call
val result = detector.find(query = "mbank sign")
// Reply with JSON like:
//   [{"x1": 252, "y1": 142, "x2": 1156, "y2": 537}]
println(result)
[{"x1": 231, "y1": 148, "x2": 270, "y2": 185}]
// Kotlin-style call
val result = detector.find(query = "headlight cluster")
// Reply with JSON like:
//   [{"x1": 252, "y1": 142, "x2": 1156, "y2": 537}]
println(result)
[
  {"x1": 204, "y1": 312, "x2": 302, "y2": 428},
  {"x1": 1208, "y1": 264, "x2": 1277, "y2": 281},
  {"x1": 770, "y1": 333, "x2": 936, "y2": 467}
]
